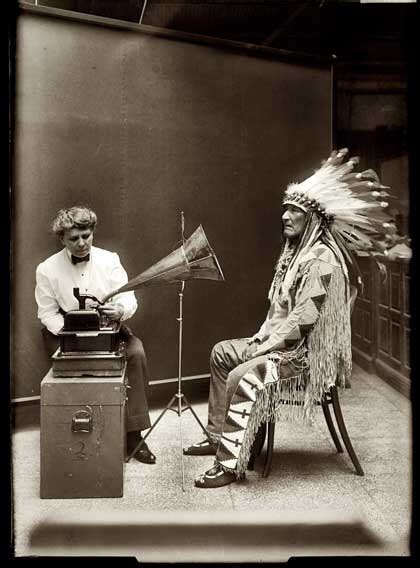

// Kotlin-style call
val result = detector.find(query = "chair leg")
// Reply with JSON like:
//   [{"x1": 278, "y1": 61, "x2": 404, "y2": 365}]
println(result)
[
  {"x1": 330, "y1": 386, "x2": 364, "y2": 476},
  {"x1": 321, "y1": 397, "x2": 343, "y2": 453},
  {"x1": 263, "y1": 422, "x2": 275, "y2": 478},
  {"x1": 248, "y1": 423, "x2": 267, "y2": 471}
]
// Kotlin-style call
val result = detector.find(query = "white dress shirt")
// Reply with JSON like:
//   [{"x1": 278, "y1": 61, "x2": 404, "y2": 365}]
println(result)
[{"x1": 35, "y1": 245, "x2": 138, "y2": 335}]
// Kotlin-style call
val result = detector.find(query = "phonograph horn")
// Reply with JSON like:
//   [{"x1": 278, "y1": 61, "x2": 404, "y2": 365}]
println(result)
[{"x1": 101, "y1": 225, "x2": 224, "y2": 303}]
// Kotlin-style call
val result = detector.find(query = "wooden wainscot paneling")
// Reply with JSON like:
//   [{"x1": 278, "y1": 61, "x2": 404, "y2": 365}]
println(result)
[
  {"x1": 352, "y1": 254, "x2": 410, "y2": 398},
  {"x1": 352, "y1": 255, "x2": 376, "y2": 373}
]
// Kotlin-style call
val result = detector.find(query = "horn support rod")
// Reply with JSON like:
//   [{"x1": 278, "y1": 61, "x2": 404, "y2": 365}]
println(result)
[{"x1": 125, "y1": 215, "x2": 215, "y2": 491}]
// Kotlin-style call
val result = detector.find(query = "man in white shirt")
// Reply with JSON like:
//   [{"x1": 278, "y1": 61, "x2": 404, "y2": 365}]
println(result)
[{"x1": 35, "y1": 205, "x2": 156, "y2": 464}]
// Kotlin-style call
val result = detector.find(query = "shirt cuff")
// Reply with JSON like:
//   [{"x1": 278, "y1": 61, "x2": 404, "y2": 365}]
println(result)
[
  {"x1": 47, "y1": 320, "x2": 64, "y2": 335},
  {"x1": 115, "y1": 302, "x2": 126, "y2": 320}
]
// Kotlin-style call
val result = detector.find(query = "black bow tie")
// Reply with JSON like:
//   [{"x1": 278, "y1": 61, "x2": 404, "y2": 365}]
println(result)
[{"x1": 72, "y1": 254, "x2": 90, "y2": 265}]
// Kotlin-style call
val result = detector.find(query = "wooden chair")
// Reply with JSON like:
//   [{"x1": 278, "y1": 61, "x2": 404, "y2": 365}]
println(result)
[{"x1": 248, "y1": 286, "x2": 364, "y2": 478}]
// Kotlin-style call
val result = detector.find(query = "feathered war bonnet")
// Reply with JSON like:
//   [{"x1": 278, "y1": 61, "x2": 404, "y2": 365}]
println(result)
[{"x1": 283, "y1": 147, "x2": 392, "y2": 258}]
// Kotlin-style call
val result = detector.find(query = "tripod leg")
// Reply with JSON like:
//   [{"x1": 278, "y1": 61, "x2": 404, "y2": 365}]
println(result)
[
  {"x1": 179, "y1": 402, "x2": 186, "y2": 492},
  {"x1": 126, "y1": 393, "x2": 177, "y2": 463},
  {"x1": 182, "y1": 394, "x2": 213, "y2": 444}
]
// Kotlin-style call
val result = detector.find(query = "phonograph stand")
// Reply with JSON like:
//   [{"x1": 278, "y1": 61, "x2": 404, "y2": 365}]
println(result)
[{"x1": 126, "y1": 215, "x2": 215, "y2": 491}]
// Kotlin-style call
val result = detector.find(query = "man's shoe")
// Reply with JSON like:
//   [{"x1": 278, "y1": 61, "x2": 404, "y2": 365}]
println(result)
[
  {"x1": 183, "y1": 439, "x2": 217, "y2": 456},
  {"x1": 128, "y1": 439, "x2": 156, "y2": 464},
  {"x1": 194, "y1": 463, "x2": 242, "y2": 488}
]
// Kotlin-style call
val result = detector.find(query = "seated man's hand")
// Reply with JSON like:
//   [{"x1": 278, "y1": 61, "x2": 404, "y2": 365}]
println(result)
[
  {"x1": 243, "y1": 340, "x2": 260, "y2": 361},
  {"x1": 99, "y1": 301, "x2": 124, "y2": 322}
]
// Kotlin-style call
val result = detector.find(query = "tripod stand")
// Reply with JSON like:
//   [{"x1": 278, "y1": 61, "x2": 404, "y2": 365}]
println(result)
[{"x1": 126, "y1": 215, "x2": 215, "y2": 491}]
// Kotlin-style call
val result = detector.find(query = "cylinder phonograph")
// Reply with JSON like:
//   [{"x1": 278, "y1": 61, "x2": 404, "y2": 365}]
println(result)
[
  {"x1": 51, "y1": 285, "x2": 125, "y2": 377},
  {"x1": 50, "y1": 218, "x2": 224, "y2": 489}
]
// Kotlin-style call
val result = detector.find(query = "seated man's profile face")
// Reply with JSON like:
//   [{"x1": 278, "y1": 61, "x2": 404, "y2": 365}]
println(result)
[
  {"x1": 282, "y1": 205, "x2": 306, "y2": 240},
  {"x1": 61, "y1": 228, "x2": 94, "y2": 258}
]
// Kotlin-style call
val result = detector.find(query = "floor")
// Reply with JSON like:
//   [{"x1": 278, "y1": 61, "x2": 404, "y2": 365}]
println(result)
[{"x1": 12, "y1": 364, "x2": 412, "y2": 562}]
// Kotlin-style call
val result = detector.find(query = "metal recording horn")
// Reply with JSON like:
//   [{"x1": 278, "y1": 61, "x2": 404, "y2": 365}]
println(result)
[{"x1": 102, "y1": 225, "x2": 224, "y2": 303}]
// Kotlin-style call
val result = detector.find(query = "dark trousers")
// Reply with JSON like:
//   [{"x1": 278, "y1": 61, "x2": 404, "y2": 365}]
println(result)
[{"x1": 42, "y1": 326, "x2": 151, "y2": 432}]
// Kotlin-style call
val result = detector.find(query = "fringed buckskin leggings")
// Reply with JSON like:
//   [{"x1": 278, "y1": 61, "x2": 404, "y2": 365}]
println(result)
[
  {"x1": 207, "y1": 338, "x2": 307, "y2": 476},
  {"x1": 207, "y1": 338, "x2": 262, "y2": 441}
]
